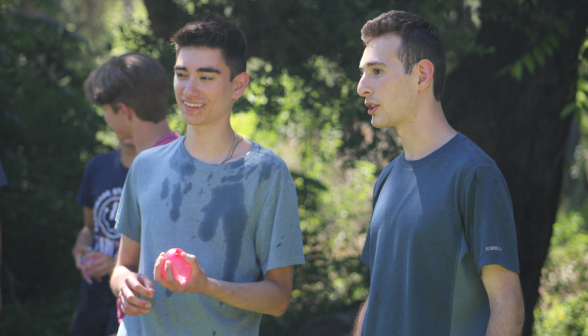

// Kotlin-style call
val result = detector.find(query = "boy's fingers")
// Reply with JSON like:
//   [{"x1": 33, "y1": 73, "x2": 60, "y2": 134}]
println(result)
[
  {"x1": 126, "y1": 275, "x2": 153, "y2": 298},
  {"x1": 123, "y1": 278, "x2": 153, "y2": 308},
  {"x1": 138, "y1": 274, "x2": 156, "y2": 294},
  {"x1": 165, "y1": 260, "x2": 175, "y2": 282},
  {"x1": 81, "y1": 270, "x2": 93, "y2": 284},
  {"x1": 120, "y1": 288, "x2": 150, "y2": 316},
  {"x1": 182, "y1": 252, "x2": 199, "y2": 268}
]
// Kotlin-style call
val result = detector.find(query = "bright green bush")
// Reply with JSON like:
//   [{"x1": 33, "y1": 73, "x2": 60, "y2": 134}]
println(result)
[{"x1": 534, "y1": 212, "x2": 588, "y2": 336}]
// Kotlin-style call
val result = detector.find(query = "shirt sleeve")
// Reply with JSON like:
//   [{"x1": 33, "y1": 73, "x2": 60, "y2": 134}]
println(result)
[
  {"x1": 360, "y1": 164, "x2": 393, "y2": 270},
  {"x1": 464, "y1": 165, "x2": 520, "y2": 275},
  {"x1": 360, "y1": 233, "x2": 371, "y2": 269},
  {"x1": 115, "y1": 162, "x2": 141, "y2": 242},
  {"x1": 76, "y1": 158, "x2": 96, "y2": 207},
  {"x1": 255, "y1": 182, "x2": 305, "y2": 275}
]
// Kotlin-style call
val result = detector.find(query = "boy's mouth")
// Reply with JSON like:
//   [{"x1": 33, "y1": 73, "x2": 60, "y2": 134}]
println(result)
[
  {"x1": 365, "y1": 102, "x2": 380, "y2": 115},
  {"x1": 184, "y1": 102, "x2": 204, "y2": 108}
]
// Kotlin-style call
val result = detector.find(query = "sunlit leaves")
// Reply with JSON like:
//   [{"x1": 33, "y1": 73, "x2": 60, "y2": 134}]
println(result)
[{"x1": 534, "y1": 212, "x2": 588, "y2": 335}]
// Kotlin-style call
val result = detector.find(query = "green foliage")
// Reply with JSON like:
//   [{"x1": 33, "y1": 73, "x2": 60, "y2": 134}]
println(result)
[
  {"x1": 493, "y1": 0, "x2": 574, "y2": 81},
  {"x1": 534, "y1": 212, "x2": 588, "y2": 336},
  {"x1": 0, "y1": 1, "x2": 107, "y2": 334},
  {"x1": 227, "y1": 59, "x2": 378, "y2": 334},
  {"x1": 1, "y1": 0, "x2": 586, "y2": 334},
  {"x1": 0, "y1": 290, "x2": 77, "y2": 335},
  {"x1": 560, "y1": 37, "x2": 588, "y2": 211}
]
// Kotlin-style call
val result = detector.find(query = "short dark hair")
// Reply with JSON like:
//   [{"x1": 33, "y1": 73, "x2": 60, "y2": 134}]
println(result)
[
  {"x1": 171, "y1": 14, "x2": 247, "y2": 80},
  {"x1": 84, "y1": 53, "x2": 169, "y2": 122},
  {"x1": 361, "y1": 11, "x2": 446, "y2": 101}
]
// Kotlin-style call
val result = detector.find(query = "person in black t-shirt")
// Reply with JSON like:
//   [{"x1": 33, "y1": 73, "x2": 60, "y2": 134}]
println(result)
[{"x1": 71, "y1": 52, "x2": 172, "y2": 336}]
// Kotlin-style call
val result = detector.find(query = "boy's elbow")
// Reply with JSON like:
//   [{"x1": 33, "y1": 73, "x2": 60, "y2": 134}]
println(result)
[
  {"x1": 516, "y1": 295, "x2": 525, "y2": 328},
  {"x1": 269, "y1": 296, "x2": 291, "y2": 317}
]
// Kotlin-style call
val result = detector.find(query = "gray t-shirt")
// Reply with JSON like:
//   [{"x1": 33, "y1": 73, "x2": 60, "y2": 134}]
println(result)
[
  {"x1": 361, "y1": 133, "x2": 519, "y2": 336},
  {"x1": 115, "y1": 137, "x2": 305, "y2": 336}
]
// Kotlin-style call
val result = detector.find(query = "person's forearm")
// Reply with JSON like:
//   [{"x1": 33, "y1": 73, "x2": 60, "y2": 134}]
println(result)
[
  {"x1": 73, "y1": 227, "x2": 93, "y2": 252},
  {"x1": 353, "y1": 296, "x2": 369, "y2": 336},
  {"x1": 486, "y1": 299, "x2": 524, "y2": 336},
  {"x1": 110, "y1": 265, "x2": 136, "y2": 298},
  {"x1": 202, "y1": 277, "x2": 290, "y2": 316}
]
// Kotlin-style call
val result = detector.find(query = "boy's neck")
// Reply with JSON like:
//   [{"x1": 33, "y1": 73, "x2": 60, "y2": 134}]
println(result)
[
  {"x1": 132, "y1": 119, "x2": 172, "y2": 153},
  {"x1": 184, "y1": 119, "x2": 252, "y2": 164},
  {"x1": 397, "y1": 102, "x2": 457, "y2": 161},
  {"x1": 119, "y1": 143, "x2": 137, "y2": 168}
]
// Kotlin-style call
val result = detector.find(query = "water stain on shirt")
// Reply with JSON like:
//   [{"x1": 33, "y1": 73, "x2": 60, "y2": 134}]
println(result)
[
  {"x1": 198, "y1": 182, "x2": 248, "y2": 282},
  {"x1": 165, "y1": 162, "x2": 198, "y2": 222},
  {"x1": 172, "y1": 162, "x2": 196, "y2": 178},
  {"x1": 259, "y1": 162, "x2": 274, "y2": 181},
  {"x1": 160, "y1": 178, "x2": 169, "y2": 199},
  {"x1": 221, "y1": 168, "x2": 245, "y2": 183},
  {"x1": 170, "y1": 183, "x2": 182, "y2": 222},
  {"x1": 183, "y1": 182, "x2": 193, "y2": 194}
]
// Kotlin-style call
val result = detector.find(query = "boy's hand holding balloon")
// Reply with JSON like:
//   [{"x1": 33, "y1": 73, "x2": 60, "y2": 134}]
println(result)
[
  {"x1": 153, "y1": 248, "x2": 209, "y2": 294},
  {"x1": 82, "y1": 251, "x2": 116, "y2": 282}
]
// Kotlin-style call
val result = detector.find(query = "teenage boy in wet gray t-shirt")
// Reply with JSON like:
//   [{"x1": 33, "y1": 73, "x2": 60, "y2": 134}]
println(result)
[{"x1": 115, "y1": 138, "x2": 305, "y2": 335}]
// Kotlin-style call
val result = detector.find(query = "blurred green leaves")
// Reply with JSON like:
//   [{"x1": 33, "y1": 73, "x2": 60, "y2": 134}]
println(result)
[
  {"x1": 0, "y1": 1, "x2": 107, "y2": 333},
  {"x1": 534, "y1": 212, "x2": 588, "y2": 336}
]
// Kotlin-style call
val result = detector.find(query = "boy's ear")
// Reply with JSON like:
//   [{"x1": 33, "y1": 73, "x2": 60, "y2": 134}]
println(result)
[
  {"x1": 117, "y1": 103, "x2": 134, "y2": 121},
  {"x1": 231, "y1": 72, "x2": 250, "y2": 99},
  {"x1": 416, "y1": 59, "x2": 435, "y2": 93}
]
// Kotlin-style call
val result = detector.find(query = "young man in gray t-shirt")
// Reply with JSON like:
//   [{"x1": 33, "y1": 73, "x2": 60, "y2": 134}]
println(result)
[
  {"x1": 353, "y1": 11, "x2": 525, "y2": 336},
  {"x1": 110, "y1": 15, "x2": 305, "y2": 336}
]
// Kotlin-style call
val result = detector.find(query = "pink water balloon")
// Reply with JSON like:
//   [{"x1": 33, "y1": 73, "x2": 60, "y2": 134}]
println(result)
[{"x1": 161, "y1": 248, "x2": 192, "y2": 285}]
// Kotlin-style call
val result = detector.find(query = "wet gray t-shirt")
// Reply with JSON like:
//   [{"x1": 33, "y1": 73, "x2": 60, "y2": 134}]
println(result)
[
  {"x1": 361, "y1": 133, "x2": 519, "y2": 336},
  {"x1": 115, "y1": 137, "x2": 305, "y2": 336}
]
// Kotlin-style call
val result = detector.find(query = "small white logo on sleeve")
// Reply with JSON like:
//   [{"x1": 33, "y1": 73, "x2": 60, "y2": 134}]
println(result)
[{"x1": 486, "y1": 246, "x2": 502, "y2": 251}]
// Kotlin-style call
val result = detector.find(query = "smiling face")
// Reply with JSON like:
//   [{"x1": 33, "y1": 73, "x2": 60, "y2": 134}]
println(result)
[
  {"x1": 358, "y1": 34, "x2": 419, "y2": 129},
  {"x1": 173, "y1": 47, "x2": 248, "y2": 127}
]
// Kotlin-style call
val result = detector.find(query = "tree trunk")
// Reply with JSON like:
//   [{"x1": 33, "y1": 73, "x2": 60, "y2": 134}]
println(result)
[
  {"x1": 443, "y1": 1, "x2": 588, "y2": 334},
  {"x1": 142, "y1": 0, "x2": 192, "y2": 40}
]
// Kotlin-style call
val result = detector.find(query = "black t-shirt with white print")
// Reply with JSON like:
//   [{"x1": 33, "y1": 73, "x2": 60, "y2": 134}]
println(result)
[{"x1": 77, "y1": 150, "x2": 128, "y2": 291}]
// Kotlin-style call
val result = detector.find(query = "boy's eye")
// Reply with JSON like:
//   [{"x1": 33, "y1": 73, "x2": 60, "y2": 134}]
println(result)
[
  {"x1": 175, "y1": 72, "x2": 186, "y2": 78},
  {"x1": 373, "y1": 68, "x2": 382, "y2": 75}
]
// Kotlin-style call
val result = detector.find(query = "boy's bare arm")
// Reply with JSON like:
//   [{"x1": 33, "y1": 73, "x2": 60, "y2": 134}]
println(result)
[
  {"x1": 72, "y1": 207, "x2": 94, "y2": 283},
  {"x1": 111, "y1": 235, "x2": 155, "y2": 316},
  {"x1": 353, "y1": 295, "x2": 369, "y2": 336},
  {"x1": 72, "y1": 207, "x2": 116, "y2": 283},
  {"x1": 154, "y1": 252, "x2": 294, "y2": 316},
  {"x1": 481, "y1": 264, "x2": 525, "y2": 336}
]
